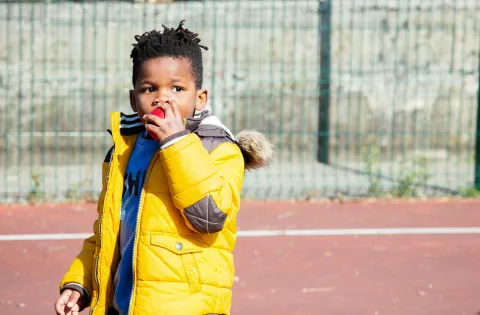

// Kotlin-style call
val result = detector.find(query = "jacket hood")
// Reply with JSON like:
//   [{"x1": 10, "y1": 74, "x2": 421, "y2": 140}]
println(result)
[
  {"x1": 189, "y1": 110, "x2": 275, "y2": 171},
  {"x1": 235, "y1": 129, "x2": 275, "y2": 170},
  {"x1": 117, "y1": 110, "x2": 275, "y2": 171}
]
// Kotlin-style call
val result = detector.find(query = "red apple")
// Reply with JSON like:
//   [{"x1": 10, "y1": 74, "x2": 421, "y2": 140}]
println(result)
[
  {"x1": 151, "y1": 107, "x2": 165, "y2": 119},
  {"x1": 147, "y1": 107, "x2": 165, "y2": 140}
]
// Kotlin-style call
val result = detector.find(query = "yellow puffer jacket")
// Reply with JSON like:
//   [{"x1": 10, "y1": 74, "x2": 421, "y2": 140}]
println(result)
[{"x1": 59, "y1": 111, "x2": 274, "y2": 315}]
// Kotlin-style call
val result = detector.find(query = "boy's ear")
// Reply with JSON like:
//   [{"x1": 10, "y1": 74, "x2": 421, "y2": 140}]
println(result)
[
  {"x1": 195, "y1": 89, "x2": 208, "y2": 111},
  {"x1": 129, "y1": 90, "x2": 137, "y2": 112}
]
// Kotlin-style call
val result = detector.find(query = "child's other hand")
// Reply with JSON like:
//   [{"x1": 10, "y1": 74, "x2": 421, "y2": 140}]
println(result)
[
  {"x1": 144, "y1": 100, "x2": 186, "y2": 142},
  {"x1": 54, "y1": 289, "x2": 84, "y2": 315}
]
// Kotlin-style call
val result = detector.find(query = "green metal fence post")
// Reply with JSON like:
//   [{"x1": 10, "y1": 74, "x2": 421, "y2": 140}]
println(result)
[
  {"x1": 475, "y1": 53, "x2": 480, "y2": 189},
  {"x1": 317, "y1": 0, "x2": 332, "y2": 163}
]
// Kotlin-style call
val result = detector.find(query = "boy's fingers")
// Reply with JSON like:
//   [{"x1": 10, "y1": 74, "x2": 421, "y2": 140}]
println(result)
[
  {"x1": 144, "y1": 114, "x2": 162, "y2": 127},
  {"x1": 170, "y1": 100, "x2": 182, "y2": 119},
  {"x1": 66, "y1": 290, "x2": 81, "y2": 308},
  {"x1": 145, "y1": 124, "x2": 159, "y2": 134},
  {"x1": 54, "y1": 300, "x2": 66, "y2": 315},
  {"x1": 55, "y1": 290, "x2": 72, "y2": 315},
  {"x1": 66, "y1": 304, "x2": 80, "y2": 315},
  {"x1": 163, "y1": 101, "x2": 175, "y2": 119},
  {"x1": 60, "y1": 289, "x2": 72, "y2": 302}
]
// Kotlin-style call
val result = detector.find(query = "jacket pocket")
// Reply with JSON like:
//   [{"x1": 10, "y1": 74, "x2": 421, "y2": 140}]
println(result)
[{"x1": 150, "y1": 233, "x2": 205, "y2": 293}]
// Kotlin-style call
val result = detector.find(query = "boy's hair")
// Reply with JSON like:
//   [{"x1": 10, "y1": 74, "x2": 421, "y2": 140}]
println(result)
[{"x1": 130, "y1": 20, "x2": 208, "y2": 89}]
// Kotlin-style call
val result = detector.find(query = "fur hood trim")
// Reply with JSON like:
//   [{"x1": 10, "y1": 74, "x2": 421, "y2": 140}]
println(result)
[{"x1": 236, "y1": 129, "x2": 275, "y2": 170}]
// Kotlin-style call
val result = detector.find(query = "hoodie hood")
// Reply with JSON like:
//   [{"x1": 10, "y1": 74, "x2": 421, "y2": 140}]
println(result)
[
  {"x1": 235, "y1": 129, "x2": 275, "y2": 170},
  {"x1": 187, "y1": 110, "x2": 274, "y2": 171}
]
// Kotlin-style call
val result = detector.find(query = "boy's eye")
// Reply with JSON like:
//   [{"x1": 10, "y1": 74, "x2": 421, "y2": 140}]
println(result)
[
  {"x1": 172, "y1": 87, "x2": 183, "y2": 93},
  {"x1": 141, "y1": 87, "x2": 155, "y2": 93}
]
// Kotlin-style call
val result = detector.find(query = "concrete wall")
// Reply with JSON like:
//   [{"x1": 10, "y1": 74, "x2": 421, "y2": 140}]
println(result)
[{"x1": 0, "y1": 1, "x2": 479, "y2": 199}]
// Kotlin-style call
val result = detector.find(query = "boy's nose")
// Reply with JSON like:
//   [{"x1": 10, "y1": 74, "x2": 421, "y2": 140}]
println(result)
[{"x1": 154, "y1": 92, "x2": 172, "y2": 104}]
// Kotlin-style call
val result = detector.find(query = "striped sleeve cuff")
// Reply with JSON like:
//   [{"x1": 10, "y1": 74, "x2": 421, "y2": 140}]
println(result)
[{"x1": 159, "y1": 130, "x2": 191, "y2": 150}]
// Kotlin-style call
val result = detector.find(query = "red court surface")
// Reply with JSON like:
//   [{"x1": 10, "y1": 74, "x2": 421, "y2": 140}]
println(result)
[{"x1": 1, "y1": 200, "x2": 480, "y2": 315}]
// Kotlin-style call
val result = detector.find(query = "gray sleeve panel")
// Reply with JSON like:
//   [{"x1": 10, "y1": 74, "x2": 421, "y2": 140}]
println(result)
[
  {"x1": 195, "y1": 124, "x2": 235, "y2": 153},
  {"x1": 183, "y1": 195, "x2": 228, "y2": 234}
]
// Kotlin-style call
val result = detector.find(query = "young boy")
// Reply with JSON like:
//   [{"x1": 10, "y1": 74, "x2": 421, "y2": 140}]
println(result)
[{"x1": 54, "y1": 21, "x2": 273, "y2": 315}]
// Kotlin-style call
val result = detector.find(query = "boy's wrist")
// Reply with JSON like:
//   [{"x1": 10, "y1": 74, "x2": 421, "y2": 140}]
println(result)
[
  {"x1": 159, "y1": 130, "x2": 191, "y2": 150},
  {"x1": 61, "y1": 282, "x2": 91, "y2": 304}
]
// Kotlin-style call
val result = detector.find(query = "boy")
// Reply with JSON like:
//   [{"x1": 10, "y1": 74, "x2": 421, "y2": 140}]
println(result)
[{"x1": 54, "y1": 21, "x2": 273, "y2": 315}]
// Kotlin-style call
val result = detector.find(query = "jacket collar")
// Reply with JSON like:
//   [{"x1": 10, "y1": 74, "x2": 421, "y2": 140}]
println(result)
[{"x1": 114, "y1": 110, "x2": 211, "y2": 137}]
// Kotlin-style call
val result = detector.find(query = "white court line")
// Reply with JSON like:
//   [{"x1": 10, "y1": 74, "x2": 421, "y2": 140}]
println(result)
[{"x1": 1, "y1": 227, "x2": 480, "y2": 241}]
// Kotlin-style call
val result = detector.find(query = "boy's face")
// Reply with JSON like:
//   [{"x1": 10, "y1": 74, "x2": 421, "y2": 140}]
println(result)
[{"x1": 130, "y1": 56, "x2": 208, "y2": 123}]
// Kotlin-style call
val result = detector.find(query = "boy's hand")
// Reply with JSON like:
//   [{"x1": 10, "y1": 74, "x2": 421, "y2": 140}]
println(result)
[
  {"x1": 144, "y1": 100, "x2": 186, "y2": 142},
  {"x1": 54, "y1": 289, "x2": 85, "y2": 315}
]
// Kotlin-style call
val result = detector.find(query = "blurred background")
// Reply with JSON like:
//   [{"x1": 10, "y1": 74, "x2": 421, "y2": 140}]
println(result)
[{"x1": 0, "y1": 0, "x2": 479, "y2": 202}]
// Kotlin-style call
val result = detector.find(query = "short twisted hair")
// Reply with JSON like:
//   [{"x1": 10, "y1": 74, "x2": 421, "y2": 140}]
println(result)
[{"x1": 130, "y1": 20, "x2": 208, "y2": 88}]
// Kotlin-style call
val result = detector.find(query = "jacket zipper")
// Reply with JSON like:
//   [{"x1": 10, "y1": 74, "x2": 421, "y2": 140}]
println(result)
[
  {"x1": 89, "y1": 147, "x2": 115, "y2": 315},
  {"x1": 127, "y1": 155, "x2": 157, "y2": 315},
  {"x1": 127, "y1": 188, "x2": 145, "y2": 315}
]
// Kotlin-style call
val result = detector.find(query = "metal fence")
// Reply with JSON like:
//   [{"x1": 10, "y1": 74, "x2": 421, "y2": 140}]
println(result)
[{"x1": 0, "y1": 0, "x2": 479, "y2": 202}]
